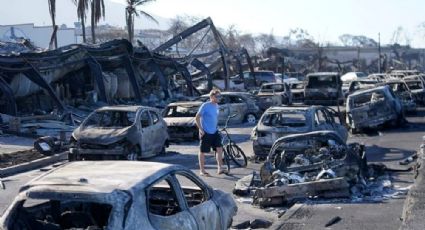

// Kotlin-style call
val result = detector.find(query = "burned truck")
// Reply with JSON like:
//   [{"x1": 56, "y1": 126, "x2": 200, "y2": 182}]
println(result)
[
  {"x1": 304, "y1": 72, "x2": 343, "y2": 105},
  {"x1": 346, "y1": 86, "x2": 404, "y2": 133},
  {"x1": 252, "y1": 131, "x2": 365, "y2": 207}
]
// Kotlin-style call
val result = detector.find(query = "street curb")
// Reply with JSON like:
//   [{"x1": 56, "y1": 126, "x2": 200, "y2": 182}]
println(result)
[
  {"x1": 0, "y1": 152, "x2": 68, "y2": 178},
  {"x1": 400, "y1": 145, "x2": 425, "y2": 230}
]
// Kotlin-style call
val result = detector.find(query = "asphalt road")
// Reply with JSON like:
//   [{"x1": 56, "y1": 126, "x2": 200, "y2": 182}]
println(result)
[{"x1": 1, "y1": 108, "x2": 424, "y2": 229}]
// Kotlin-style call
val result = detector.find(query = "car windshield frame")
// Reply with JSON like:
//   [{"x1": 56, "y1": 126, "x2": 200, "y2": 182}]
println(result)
[{"x1": 82, "y1": 110, "x2": 136, "y2": 129}]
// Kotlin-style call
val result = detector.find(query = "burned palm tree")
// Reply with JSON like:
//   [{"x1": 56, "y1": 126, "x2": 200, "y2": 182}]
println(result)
[
  {"x1": 47, "y1": 0, "x2": 57, "y2": 49},
  {"x1": 125, "y1": 0, "x2": 158, "y2": 44},
  {"x1": 73, "y1": 0, "x2": 89, "y2": 43},
  {"x1": 90, "y1": 0, "x2": 105, "y2": 44}
]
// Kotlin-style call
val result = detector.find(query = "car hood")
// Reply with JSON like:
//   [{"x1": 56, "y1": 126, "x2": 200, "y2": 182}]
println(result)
[
  {"x1": 164, "y1": 117, "x2": 196, "y2": 127},
  {"x1": 73, "y1": 126, "x2": 133, "y2": 145}
]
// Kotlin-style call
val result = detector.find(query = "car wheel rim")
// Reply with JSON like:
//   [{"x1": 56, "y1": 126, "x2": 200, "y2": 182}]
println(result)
[
  {"x1": 127, "y1": 153, "x2": 137, "y2": 161},
  {"x1": 247, "y1": 114, "x2": 256, "y2": 124}
]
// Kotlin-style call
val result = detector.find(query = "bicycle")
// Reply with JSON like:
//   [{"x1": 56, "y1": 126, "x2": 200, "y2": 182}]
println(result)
[{"x1": 216, "y1": 114, "x2": 248, "y2": 173}]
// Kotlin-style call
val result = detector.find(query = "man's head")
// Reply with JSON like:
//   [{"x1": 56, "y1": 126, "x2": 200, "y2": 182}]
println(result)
[{"x1": 209, "y1": 88, "x2": 221, "y2": 104}]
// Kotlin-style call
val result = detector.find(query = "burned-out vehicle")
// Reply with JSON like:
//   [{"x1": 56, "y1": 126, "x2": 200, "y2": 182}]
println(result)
[
  {"x1": 251, "y1": 106, "x2": 348, "y2": 158},
  {"x1": 243, "y1": 70, "x2": 278, "y2": 88},
  {"x1": 199, "y1": 92, "x2": 262, "y2": 124},
  {"x1": 163, "y1": 101, "x2": 202, "y2": 141},
  {"x1": 69, "y1": 105, "x2": 169, "y2": 160},
  {"x1": 378, "y1": 80, "x2": 416, "y2": 113},
  {"x1": 253, "y1": 131, "x2": 364, "y2": 207},
  {"x1": 404, "y1": 79, "x2": 425, "y2": 105},
  {"x1": 304, "y1": 72, "x2": 343, "y2": 105},
  {"x1": 290, "y1": 81, "x2": 305, "y2": 102},
  {"x1": 346, "y1": 86, "x2": 404, "y2": 133},
  {"x1": 256, "y1": 83, "x2": 292, "y2": 111},
  {"x1": 0, "y1": 161, "x2": 237, "y2": 230}
]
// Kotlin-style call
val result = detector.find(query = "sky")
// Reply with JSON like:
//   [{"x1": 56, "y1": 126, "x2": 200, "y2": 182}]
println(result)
[{"x1": 1, "y1": 0, "x2": 424, "y2": 47}]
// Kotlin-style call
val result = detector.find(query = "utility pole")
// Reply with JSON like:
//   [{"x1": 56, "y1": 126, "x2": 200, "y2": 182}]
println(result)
[
  {"x1": 378, "y1": 32, "x2": 381, "y2": 73},
  {"x1": 281, "y1": 56, "x2": 285, "y2": 83}
]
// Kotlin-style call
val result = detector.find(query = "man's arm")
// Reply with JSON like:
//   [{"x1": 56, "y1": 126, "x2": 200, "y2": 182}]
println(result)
[{"x1": 195, "y1": 112, "x2": 204, "y2": 138}]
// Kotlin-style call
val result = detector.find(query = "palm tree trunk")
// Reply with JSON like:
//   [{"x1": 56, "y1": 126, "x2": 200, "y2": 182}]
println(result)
[
  {"x1": 81, "y1": 13, "x2": 87, "y2": 43},
  {"x1": 91, "y1": 1, "x2": 96, "y2": 44}
]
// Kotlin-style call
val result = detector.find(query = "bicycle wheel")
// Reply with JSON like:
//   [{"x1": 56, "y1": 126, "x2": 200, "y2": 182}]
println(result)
[
  {"x1": 226, "y1": 143, "x2": 248, "y2": 167},
  {"x1": 221, "y1": 148, "x2": 231, "y2": 173}
]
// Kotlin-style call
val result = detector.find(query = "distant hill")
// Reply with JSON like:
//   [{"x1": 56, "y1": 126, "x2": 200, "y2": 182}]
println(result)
[{"x1": 0, "y1": 0, "x2": 170, "y2": 30}]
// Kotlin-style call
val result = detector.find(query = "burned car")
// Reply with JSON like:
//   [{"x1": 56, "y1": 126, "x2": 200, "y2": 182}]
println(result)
[
  {"x1": 0, "y1": 161, "x2": 237, "y2": 230},
  {"x1": 304, "y1": 72, "x2": 343, "y2": 105},
  {"x1": 199, "y1": 92, "x2": 262, "y2": 124},
  {"x1": 69, "y1": 105, "x2": 169, "y2": 160},
  {"x1": 290, "y1": 80, "x2": 305, "y2": 103},
  {"x1": 256, "y1": 83, "x2": 292, "y2": 111},
  {"x1": 163, "y1": 101, "x2": 202, "y2": 141},
  {"x1": 253, "y1": 131, "x2": 364, "y2": 207},
  {"x1": 377, "y1": 80, "x2": 416, "y2": 113},
  {"x1": 251, "y1": 106, "x2": 348, "y2": 158},
  {"x1": 404, "y1": 80, "x2": 425, "y2": 105},
  {"x1": 346, "y1": 86, "x2": 404, "y2": 133}
]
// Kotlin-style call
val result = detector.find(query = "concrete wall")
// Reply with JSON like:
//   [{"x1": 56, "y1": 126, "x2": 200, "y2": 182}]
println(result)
[{"x1": 0, "y1": 23, "x2": 77, "y2": 48}]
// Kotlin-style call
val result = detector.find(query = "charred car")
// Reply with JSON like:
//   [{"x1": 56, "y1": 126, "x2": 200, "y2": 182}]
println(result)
[
  {"x1": 377, "y1": 80, "x2": 416, "y2": 113},
  {"x1": 304, "y1": 72, "x2": 343, "y2": 105},
  {"x1": 69, "y1": 105, "x2": 169, "y2": 160},
  {"x1": 163, "y1": 101, "x2": 202, "y2": 141},
  {"x1": 251, "y1": 106, "x2": 348, "y2": 158},
  {"x1": 256, "y1": 83, "x2": 292, "y2": 111},
  {"x1": 254, "y1": 131, "x2": 364, "y2": 207},
  {"x1": 404, "y1": 79, "x2": 425, "y2": 105},
  {"x1": 199, "y1": 92, "x2": 262, "y2": 124},
  {"x1": 0, "y1": 161, "x2": 237, "y2": 230},
  {"x1": 346, "y1": 86, "x2": 404, "y2": 133},
  {"x1": 290, "y1": 81, "x2": 305, "y2": 103}
]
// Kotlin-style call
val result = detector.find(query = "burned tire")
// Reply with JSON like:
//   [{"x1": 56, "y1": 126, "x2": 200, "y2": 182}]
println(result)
[{"x1": 126, "y1": 145, "x2": 140, "y2": 161}]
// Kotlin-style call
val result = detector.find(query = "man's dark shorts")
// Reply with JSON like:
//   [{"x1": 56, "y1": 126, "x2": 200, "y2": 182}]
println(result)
[{"x1": 200, "y1": 131, "x2": 222, "y2": 153}]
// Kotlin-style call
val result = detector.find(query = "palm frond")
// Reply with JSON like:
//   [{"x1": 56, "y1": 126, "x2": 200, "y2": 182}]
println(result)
[{"x1": 138, "y1": 11, "x2": 158, "y2": 24}]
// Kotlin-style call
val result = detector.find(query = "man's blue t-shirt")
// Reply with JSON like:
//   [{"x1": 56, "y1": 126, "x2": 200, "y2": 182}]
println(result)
[{"x1": 197, "y1": 102, "x2": 219, "y2": 134}]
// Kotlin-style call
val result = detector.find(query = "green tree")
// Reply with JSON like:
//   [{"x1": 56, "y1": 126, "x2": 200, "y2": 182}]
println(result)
[
  {"x1": 73, "y1": 0, "x2": 90, "y2": 43},
  {"x1": 47, "y1": 0, "x2": 57, "y2": 49},
  {"x1": 90, "y1": 0, "x2": 105, "y2": 44},
  {"x1": 125, "y1": 0, "x2": 158, "y2": 44}
]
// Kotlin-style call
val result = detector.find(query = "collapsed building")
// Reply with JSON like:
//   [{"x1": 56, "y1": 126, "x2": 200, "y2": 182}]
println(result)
[{"x1": 0, "y1": 17, "x2": 254, "y2": 137}]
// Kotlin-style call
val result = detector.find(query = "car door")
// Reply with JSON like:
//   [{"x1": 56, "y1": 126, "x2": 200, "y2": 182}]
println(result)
[
  {"x1": 227, "y1": 95, "x2": 248, "y2": 123},
  {"x1": 146, "y1": 175, "x2": 198, "y2": 230},
  {"x1": 218, "y1": 96, "x2": 230, "y2": 124},
  {"x1": 148, "y1": 110, "x2": 167, "y2": 153},
  {"x1": 174, "y1": 172, "x2": 222, "y2": 230},
  {"x1": 139, "y1": 110, "x2": 154, "y2": 156}
]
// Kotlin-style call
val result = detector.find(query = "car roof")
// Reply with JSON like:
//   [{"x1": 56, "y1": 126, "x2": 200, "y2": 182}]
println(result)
[
  {"x1": 349, "y1": 85, "x2": 388, "y2": 97},
  {"x1": 265, "y1": 106, "x2": 317, "y2": 113},
  {"x1": 21, "y1": 161, "x2": 185, "y2": 194},
  {"x1": 307, "y1": 72, "x2": 339, "y2": 76},
  {"x1": 96, "y1": 105, "x2": 151, "y2": 112},
  {"x1": 168, "y1": 101, "x2": 203, "y2": 106}
]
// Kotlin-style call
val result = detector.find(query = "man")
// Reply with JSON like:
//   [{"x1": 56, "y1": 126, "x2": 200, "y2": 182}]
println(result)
[{"x1": 195, "y1": 89, "x2": 226, "y2": 176}]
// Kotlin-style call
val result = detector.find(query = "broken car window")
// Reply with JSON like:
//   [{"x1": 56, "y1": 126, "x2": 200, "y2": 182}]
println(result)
[
  {"x1": 14, "y1": 198, "x2": 112, "y2": 229},
  {"x1": 147, "y1": 177, "x2": 182, "y2": 216},
  {"x1": 83, "y1": 110, "x2": 135, "y2": 128},
  {"x1": 260, "y1": 84, "x2": 285, "y2": 93},
  {"x1": 307, "y1": 75, "x2": 337, "y2": 88},
  {"x1": 150, "y1": 111, "x2": 160, "y2": 124},
  {"x1": 262, "y1": 111, "x2": 307, "y2": 127},
  {"x1": 165, "y1": 105, "x2": 199, "y2": 117},
  {"x1": 175, "y1": 173, "x2": 209, "y2": 208},
  {"x1": 140, "y1": 111, "x2": 152, "y2": 127}
]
